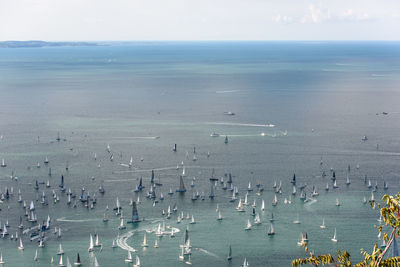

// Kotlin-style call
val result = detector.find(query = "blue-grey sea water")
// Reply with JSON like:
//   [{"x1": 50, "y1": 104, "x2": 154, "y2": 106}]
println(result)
[{"x1": 0, "y1": 41, "x2": 400, "y2": 266}]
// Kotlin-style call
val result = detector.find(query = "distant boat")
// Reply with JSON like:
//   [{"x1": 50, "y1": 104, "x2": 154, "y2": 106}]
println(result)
[
  {"x1": 261, "y1": 199, "x2": 265, "y2": 211},
  {"x1": 18, "y1": 238, "x2": 24, "y2": 250},
  {"x1": 362, "y1": 135, "x2": 368, "y2": 141},
  {"x1": 176, "y1": 176, "x2": 186, "y2": 193},
  {"x1": 74, "y1": 253, "x2": 82, "y2": 266},
  {"x1": 241, "y1": 258, "x2": 249, "y2": 267},
  {"x1": 245, "y1": 219, "x2": 252, "y2": 230},
  {"x1": 173, "y1": 143, "x2": 177, "y2": 152},
  {"x1": 58, "y1": 255, "x2": 65, "y2": 267},
  {"x1": 331, "y1": 228, "x2": 338, "y2": 242},
  {"x1": 224, "y1": 111, "x2": 235, "y2": 116},
  {"x1": 267, "y1": 224, "x2": 275, "y2": 236},
  {"x1": 293, "y1": 214, "x2": 301, "y2": 224},
  {"x1": 0, "y1": 253, "x2": 5, "y2": 264},
  {"x1": 217, "y1": 211, "x2": 223, "y2": 221},
  {"x1": 57, "y1": 244, "x2": 64, "y2": 255},
  {"x1": 154, "y1": 239, "x2": 159, "y2": 248},
  {"x1": 88, "y1": 234, "x2": 94, "y2": 252},
  {"x1": 34, "y1": 249, "x2": 38, "y2": 261},
  {"x1": 134, "y1": 255, "x2": 140, "y2": 267},
  {"x1": 1, "y1": 159, "x2": 6, "y2": 167},
  {"x1": 210, "y1": 132, "x2": 220, "y2": 137},
  {"x1": 190, "y1": 215, "x2": 196, "y2": 224},
  {"x1": 227, "y1": 245, "x2": 232, "y2": 260},
  {"x1": 224, "y1": 136, "x2": 228, "y2": 144},
  {"x1": 94, "y1": 256, "x2": 100, "y2": 267},
  {"x1": 125, "y1": 251, "x2": 133, "y2": 263},
  {"x1": 320, "y1": 218, "x2": 326, "y2": 229},
  {"x1": 272, "y1": 194, "x2": 278, "y2": 206},
  {"x1": 346, "y1": 173, "x2": 351, "y2": 185},
  {"x1": 142, "y1": 233, "x2": 148, "y2": 247},
  {"x1": 335, "y1": 198, "x2": 340, "y2": 206}
]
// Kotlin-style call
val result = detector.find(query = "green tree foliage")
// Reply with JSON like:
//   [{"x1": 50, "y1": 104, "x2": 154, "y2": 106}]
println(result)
[{"x1": 292, "y1": 193, "x2": 400, "y2": 267}]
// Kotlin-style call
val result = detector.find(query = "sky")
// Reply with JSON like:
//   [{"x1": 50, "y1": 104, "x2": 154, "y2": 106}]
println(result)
[{"x1": 1, "y1": 0, "x2": 399, "y2": 41}]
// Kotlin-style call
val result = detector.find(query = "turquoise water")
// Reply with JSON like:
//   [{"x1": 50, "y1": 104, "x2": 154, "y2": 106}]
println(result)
[{"x1": 0, "y1": 42, "x2": 400, "y2": 266}]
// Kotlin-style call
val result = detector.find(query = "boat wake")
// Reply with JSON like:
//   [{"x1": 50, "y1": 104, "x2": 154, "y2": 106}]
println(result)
[
  {"x1": 209, "y1": 122, "x2": 275, "y2": 128},
  {"x1": 116, "y1": 231, "x2": 136, "y2": 252},
  {"x1": 56, "y1": 217, "x2": 98, "y2": 223},
  {"x1": 215, "y1": 90, "x2": 240, "y2": 94},
  {"x1": 197, "y1": 248, "x2": 220, "y2": 259},
  {"x1": 115, "y1": 221, "x2": 180, "y2": 252}
]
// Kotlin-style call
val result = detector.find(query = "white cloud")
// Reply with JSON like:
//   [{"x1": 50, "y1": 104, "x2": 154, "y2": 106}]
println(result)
[{"x1": 274, "y1": 14, "x2": 293, "y2": 24}]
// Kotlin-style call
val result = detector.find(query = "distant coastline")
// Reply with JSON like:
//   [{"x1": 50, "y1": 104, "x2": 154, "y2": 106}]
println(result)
[{"x1": 0, "y1": 40, "x2": 100, "y2": 48}]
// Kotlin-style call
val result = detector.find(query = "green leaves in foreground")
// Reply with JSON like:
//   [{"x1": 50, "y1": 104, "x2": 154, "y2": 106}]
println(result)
[{"x1": 292, "y1": 194, "x2": 400, "y2": 267}]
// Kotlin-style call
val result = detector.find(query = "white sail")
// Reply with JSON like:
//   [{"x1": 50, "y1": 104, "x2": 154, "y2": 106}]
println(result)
[
  {"x1": 331, "y1": 228, "x2": 337, "y2": 242},
  {"x1": 88, "y1": 234, "x2": 94, "y2": 251}
]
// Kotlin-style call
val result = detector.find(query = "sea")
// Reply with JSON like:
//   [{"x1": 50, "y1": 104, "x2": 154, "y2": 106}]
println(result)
[{"x1": 0, "y1": 41, "x2": 400, "y2": 266}]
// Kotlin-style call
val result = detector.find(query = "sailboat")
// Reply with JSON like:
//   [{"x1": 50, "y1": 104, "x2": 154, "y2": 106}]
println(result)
[
  {"x1": 217, "y1": 211, "x2": 223, "y2": 221},
  {"x1": 254, "y1": 214, "x2": 261, "y2": 225},
  {"x1": 142, "y1": 233, "x2": 148, "y2": 247},
  {"x1": 125, "y1": 251, "x2": 133, "y2": 263},
  {"x1": 118, "y1": 218, "x2": 126, "y2": 230},
  {"x1": 236, "y1": 198, "x2": 245, "y2": 212},
  {"x1": 0, "y1": 253, "x2": 5, "y2": 264},
  {"x1": 94, "y1": 256, "x2": 99, "y2": 267},
  {"x1": 267, "y1": 224, "x2": 275, "y2": 235},
  {"x1": 227, "y1": 245, "x2": 232, "y2": 260},
  {"x1": 272, "y1": 194, "x2": 278, "y2": 206},
  {"x1": 134, "y1": 256, "x2": 140, "y2": 267},
  {"x1": 190, "y1": 215, "x2": 196, "y2": 224},
  {"x1": 331, "y1": 228, "x2": 338, "y2": 242},
  {"x1": 88, "y1": 234, "x2": 94, "y2": 252},
  {"x1": 335, "y1": 198, "x2": 340, "y2": 206},
  {"x1": 57, "y1": 244, "x2": 64, "y2": 255},
  {"x1": 261, "y1": 199, "x2": 265, "y2": 211},
  {"x1": 241, "y1": 258, "x2": 249, "y2": 267},
  {"x1": 320, "y1": 218, "x2": 326, "y2": 229},
  {"x1": 74, "y1": 253, "x2": 82, "y2": 266},
  {"x1": 293, "y1": 214, "x2": 301, "y2": 224},
  {"x1": 154, "y1": 239, "x2": 159, "y2": 248},
  {"x1": 1, "y1": 159, "x2": 6, "y2": 167},
  {"x1": 58, "y1": 255, "x2": 66, "y2": 267},
  {"x1": 18, "y1": 238, "x2": 24, "y2": 250},
  {"x1": 34, "y1": 249, "x2": 38, "y2": 261},
  {"x1": 176, "y1": 176, "x2": 186, "y2": 192},
  {"x1": 94, "y1": 234, "x2": 101, "y2": 247},
  {"x1": 245, "y1": 219, "x2": 252, "y2": 230}
]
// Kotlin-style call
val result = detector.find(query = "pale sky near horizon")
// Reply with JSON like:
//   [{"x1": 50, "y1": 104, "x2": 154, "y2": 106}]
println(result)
[{"x1": 1, "y1": 0, "x2": 399, "y2": 41}]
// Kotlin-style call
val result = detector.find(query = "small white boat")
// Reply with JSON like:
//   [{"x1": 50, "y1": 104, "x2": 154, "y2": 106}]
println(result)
[
  {"x1": 57, "y1": 244, "x2": 64, "y2": 255},
  {"x1": 125, "y1": 251, "x2": 133, "y2": 263},
  {"x1": 245, "y1": 219, "x2": 252, "y2": 230},
  {"x1": 272, "y1": 194, "x2": 278, "y2": 206},
  {"x1": 335, "y1": 198, "x2": 340, "y2": 206},
  {"x1": 261, "y1": 199, "x2": 265, "y2": 211},
  {"x1": 18, "y1": 238, "x2": 24, "y2": 250},
  {"x1": 320, "y1": 218, "x2": 326, "y2": 229},
  {"x1": 142, "y1": 233, "x2": 148, "y2": 247},
  {"x1": 293, "y1": 214, "x2": 301, "y2": 224},
  {"x1": 217, "y1": 211, "x2": 223, "y2": 221},
  {"x1": 88, "y1": 234, "x2": 94, "y2": 252},
  {"x1": 190, "y1": 215, "x2": 196, "y2": 224},
  {"x1": 34, "y1": 249, "x2": 38, "y2": 261},
  {"x1": 134, "y1": 255, "x2": 140, "y2": 267},
  {"x1": 267, "y1": 224, "x2": 275, "y2": 236},
  {"x1": 154, "y1": 239, "x2": 159, "y2": 248},
  {"x1": 331, "y1": 228, "x2": 338, "y2": 242},
  {"x1": 0, "y1": 253, "x2": 5, "y2": 264},
  {"x1": 58, "y1": 255, "x2": 65, "y2": 267}
]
